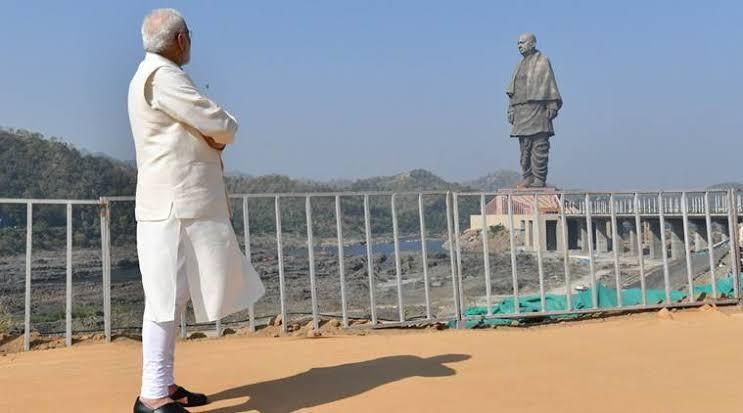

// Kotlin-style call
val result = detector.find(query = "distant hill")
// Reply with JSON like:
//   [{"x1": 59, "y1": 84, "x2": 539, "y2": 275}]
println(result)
[
  {"x1": 707, "y1": 182, "x2": 743, "y2": 191},
  {"x1": 0, "y1": 129, "x2": 136, "y2": 200},
  {"x1": 0, "y1": 128, "x2": 487, "y2": 199},
  {"x1": 0, "y1": 128, "x2": 516, "y2": 252},
  {"x1": 0, "y1": 129, "x2": 138, "y2": 252},
  {"x1": 225, "y1": 169, "x2": 475, "y2": 194},
  {"x1": 349, "y1": 169, "x2": 470, "y2": 192},
  {"x1": 225, "y1": 174, "x2": 337, "y2": 194},
  {"x1": 463, "y1": 170, "x2": 520, "y2": 192}
]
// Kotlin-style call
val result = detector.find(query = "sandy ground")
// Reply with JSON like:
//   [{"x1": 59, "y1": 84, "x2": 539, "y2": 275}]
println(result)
[{"x1": 2, "y1": 307, "x2": 743, "y2": 413}]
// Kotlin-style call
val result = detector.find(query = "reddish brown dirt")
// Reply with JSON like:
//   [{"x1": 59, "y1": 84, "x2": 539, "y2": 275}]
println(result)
[{"x1": 2, "y1": 307, "x2": 743, "y2": 412}]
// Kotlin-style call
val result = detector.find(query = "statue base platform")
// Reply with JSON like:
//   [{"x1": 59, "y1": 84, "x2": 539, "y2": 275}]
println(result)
[{"x1": 495, "y1": 186, "x2": 560, "y2": 194}]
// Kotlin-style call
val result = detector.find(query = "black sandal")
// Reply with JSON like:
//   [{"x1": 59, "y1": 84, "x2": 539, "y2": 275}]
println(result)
[
  {"x1": 133, "y1": 397, "x2": 190, "y2": 413},
  {"x1": 170, "y1": 385, "x2": 209, "y2": 407}
]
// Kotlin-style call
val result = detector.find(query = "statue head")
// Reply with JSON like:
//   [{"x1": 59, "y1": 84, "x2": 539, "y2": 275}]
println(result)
[{"x1": 517, "y1": 33, "x2": 537, "y2": 56}]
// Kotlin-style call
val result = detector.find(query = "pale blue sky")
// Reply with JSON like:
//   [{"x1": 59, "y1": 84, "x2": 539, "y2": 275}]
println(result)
[{"x1": 1, "y1": 1, "x2": 741, "y2": 190}]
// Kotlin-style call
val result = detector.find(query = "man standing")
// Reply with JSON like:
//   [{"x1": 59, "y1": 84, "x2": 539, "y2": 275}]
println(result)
[
  {"x1": 128, "y1": 9, "x2": 264, "y2": 413},
  {"x1": 506, "y1": 33, "x2": 562, "y2": 188}
]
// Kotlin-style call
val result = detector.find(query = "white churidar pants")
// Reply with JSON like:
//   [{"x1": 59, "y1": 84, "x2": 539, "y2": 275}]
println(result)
[
  {"x1": 137, "y1": 209, "x2": 265, "y2": 399},
  {"x1": 140, "y1": 215, "x2": 192, "y2": 399}
]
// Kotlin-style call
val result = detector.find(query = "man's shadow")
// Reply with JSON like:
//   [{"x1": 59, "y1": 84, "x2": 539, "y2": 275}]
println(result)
[{"x1": 205, "y1": 353, "x2": 471, "y2": 413}]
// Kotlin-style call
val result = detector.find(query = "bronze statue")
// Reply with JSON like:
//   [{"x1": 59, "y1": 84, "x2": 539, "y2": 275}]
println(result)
[{"x1": 507, "y1": 33, "x2": 562, "y2": 188}]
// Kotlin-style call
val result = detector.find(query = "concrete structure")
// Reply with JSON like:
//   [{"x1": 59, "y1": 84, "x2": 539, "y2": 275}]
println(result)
[
  {"x1": 469, "y1": 188, "x2": 566, "y2": 252},
  {"x1": 670, "y1": 220, "x2": 685, "y2": 260},
  {"x1": 648, "y1": 220, "x2": 664, "y2": 259},
  {"x1": 619, "y1": 219, "x2": 638, "y2": 256},
  {"x1": 595, "y1": 221, "x2": 610, "y2": 253}
]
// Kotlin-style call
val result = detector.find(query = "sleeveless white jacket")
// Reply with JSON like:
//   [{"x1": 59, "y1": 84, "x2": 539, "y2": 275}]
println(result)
[{"x1": 128, "y1": 53, "x2": 237, "y2": 221}]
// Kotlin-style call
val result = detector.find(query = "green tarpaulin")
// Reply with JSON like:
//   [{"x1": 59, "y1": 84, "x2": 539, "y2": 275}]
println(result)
[{"x1": 452, "y1": 274, "x2": 742, "y2": 328}]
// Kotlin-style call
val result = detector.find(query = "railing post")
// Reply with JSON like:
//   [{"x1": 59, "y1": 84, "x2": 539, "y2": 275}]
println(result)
[
  {"x1": 507, "y1": 194, "x2": 520, "y2": 314},
  {"x1": 24, "y1": 202, "x2": 32, "y2": 352},
  {"x1": 585, "y1": 194, "x2": 598, "y2": 309},
  {"x1": 445, "y1": 192, "x2": 462, "y2": 326},
  {"x1": 533, "y1": 193, "x2": 546, "y2": 312},
  {"x1": 452, "y1": 193, "x2": 465, "y2": 319},
  {"x1": 658, "y1": 193, "x2": 671, "y2": 304},
  {"x1": 634, "y1": 193, "x2": 647, "y2": 306},
  {"x1": 418, "y1": 194, "x2": 432, "y2": 320},
  {"x1": 559, "y1": 193, "x2": 572, "y2": 311},
  {"x1": 363, "y1": 195, "x2": 377, "y2": 325},
  {"x1": 242, "y1": 196, "x2": 255, "y2": 332},
  {"x1": 305, "y1": 196, "x2": 320, "y2": 330},
  {"x1": 681, "y1": 192, "x2": 695, "y2": 302},
  {"x1": 704, "y1": 192, "x2": 717, "y2": 299},
  {"x1": 275, "y1": 196, "x2": 288, "y2": 333},
  {"x1": 480, "y1": 193, "x2": 492, "y2": 316},
  {"x1": 99, "y1": 197, "x2": 111, "y2": 343},
  {"x1": 66, "y1": 203, "x2": 73, "y2": 347},
  {"x1": 335, "y1": 195, "x2": 349, "y2": 327},
  {"x1": 391, "y1": 194, "x2": 405, "y2": 323},
  {"x1": 727, "y1": 190, "x2": 740, "y2": 299},
  {"x1": 609, "y1": 194, "x2": 622, "y2": 308}
]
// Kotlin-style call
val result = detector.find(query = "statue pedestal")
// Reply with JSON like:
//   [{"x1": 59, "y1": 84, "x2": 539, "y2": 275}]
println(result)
[
  {"x1": 487, "y1": 186, "x2": 564, "y2": 252},
  {"x1": 495, "y1": 186, "x2": 560, "y2": 195},
  {"x1": 484, "y1": 186, "x2": 562, "y2": 216}
]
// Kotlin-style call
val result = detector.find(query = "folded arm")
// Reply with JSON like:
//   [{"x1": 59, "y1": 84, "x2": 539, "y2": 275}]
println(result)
[{"x1": 150, "y1": 66, "x2": 238, "y2": 145}]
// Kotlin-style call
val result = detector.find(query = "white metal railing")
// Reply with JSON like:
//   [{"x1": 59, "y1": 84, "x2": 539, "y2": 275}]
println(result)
[
  {"x1": 559, "y1": 191, "x2": 734, "y2": 217},
  {"x1": 0, "y1": 198, "x2": 104, "y2": 351},
  {"x1": 2, "y1": 189, "x2": 741, "y2": 351}
]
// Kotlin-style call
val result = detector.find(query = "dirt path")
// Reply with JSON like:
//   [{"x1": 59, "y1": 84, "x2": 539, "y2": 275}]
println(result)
[{"x1": 2, "y1": 307, "x2": 743, "y2": 412}]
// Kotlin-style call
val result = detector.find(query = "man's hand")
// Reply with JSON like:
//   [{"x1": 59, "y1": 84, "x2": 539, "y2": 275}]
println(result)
[
  {"x1": 203, "y1": 136, "x2": 226, "y2": 151},
  {"x1": 546, "y1": 108, "x2": 558, "y2": 120}
]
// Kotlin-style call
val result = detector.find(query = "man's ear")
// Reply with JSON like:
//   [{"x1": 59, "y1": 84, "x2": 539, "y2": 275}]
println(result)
[{"x1": 177, "y1": 33, "x2": 188, "y2": 52}]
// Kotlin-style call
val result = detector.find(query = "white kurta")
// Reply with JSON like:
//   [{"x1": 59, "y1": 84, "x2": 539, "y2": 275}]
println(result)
[
  {"x1": 128, "y1": 53, "x2": 264, "y2": 323},
  {"x1": 137, "y1": 209, "x2": 264, "y2": 323}
]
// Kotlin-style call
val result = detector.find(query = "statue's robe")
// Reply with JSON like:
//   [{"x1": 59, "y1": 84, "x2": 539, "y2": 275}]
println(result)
[{"x1": 507, "y1": 50, "x2": 562, "y2": 138}]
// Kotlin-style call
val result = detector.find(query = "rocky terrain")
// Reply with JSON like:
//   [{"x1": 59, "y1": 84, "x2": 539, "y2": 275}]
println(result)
[{"x1": 8, "y1": 234, "x2": 718, "y2": 341}]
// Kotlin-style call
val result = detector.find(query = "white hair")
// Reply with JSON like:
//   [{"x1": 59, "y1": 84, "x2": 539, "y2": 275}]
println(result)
[{"x1": 141, "y1": 8, "x2": 186, "y2": 53}]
